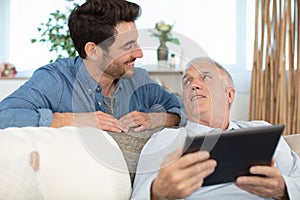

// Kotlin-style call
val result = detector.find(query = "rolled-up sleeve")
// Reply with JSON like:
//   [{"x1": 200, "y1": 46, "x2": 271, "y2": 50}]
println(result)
[
  {"x1": 0, "y1": 68, "x2": 63, "y2": 129},
  {"x1": 0, "y1": 108, "x2": 53, "y2": 128},
  {"x1": 37, "y1": 108, "x2": 53, "y2": 126}
]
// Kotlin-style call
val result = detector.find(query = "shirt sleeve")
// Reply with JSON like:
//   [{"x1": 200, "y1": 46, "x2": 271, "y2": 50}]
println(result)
[
  {"x1": 131, "y1": 173, "x2": 155, "y2": 200},
  {"x1": 141, "y1": 82, "x2": 186, "y2": 126},
  {"x1": 0, "y1": 68, "x2": 63, "y2": 128},
  {"x1": 130, "y1": 68, "x2": 187, "y2": 126},
  {"x1": 38, "y1": 108, "x2": 54, "y2": 126},
  {"x1": 131, "y1": 128, "x2": 185, "y2": 199},
  {"x1": 274, "y1": 137, "x2": 300, "y2": 200},
  {"x1": 0, "y1": 108, "x2": 53, "y2": 128}
]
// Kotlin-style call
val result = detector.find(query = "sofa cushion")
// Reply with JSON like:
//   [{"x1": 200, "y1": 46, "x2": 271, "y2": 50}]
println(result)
[
  {"x1": 0, "y1": 126, "x2": 131, "y2": 199},
  {"x1": 284, "y1": 133, "x2": 300, "y2": 157}
]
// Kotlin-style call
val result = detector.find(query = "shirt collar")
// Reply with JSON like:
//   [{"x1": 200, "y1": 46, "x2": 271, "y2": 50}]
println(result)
[
  {"x1": 185, "y1": 120, "x2": 222, "y2": 136},
  {"x1": 74, "y1": 56, "x2": 99, "y2": 94},
  {"x1": 185, "y1": 120, "x2": 238, "y2": 136},
  {"x1": 227, "y1": 121, "x2": 240, "y2": 130}
]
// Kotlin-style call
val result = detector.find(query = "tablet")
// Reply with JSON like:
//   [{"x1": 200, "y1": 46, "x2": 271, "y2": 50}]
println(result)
[{"x1": 183, "y1": 124, "x2": 285, "y2": 186}]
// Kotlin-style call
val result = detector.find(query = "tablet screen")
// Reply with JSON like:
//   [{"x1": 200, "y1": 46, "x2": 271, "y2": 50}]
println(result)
[{"x1": 183, "y1": 124, "x2": 284, "y2": 186}]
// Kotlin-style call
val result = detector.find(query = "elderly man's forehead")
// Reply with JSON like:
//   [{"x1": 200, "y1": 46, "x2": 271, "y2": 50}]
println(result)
[{"x1": 184, "y1": 60, "x2": 218, "y2": 74}]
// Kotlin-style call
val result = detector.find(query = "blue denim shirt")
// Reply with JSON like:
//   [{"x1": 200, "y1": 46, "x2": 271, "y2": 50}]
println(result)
[{"x1": 0, "y1": 57, "x2": 186, "y2": 128}]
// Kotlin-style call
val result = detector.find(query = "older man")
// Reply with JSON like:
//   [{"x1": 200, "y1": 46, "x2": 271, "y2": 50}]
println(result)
[{"x1": 131, "y1": 57, "x2": 300, "y2": 199}]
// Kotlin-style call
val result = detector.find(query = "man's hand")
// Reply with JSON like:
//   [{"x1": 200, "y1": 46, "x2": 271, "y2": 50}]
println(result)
[
  {"x1": 51, "y1": 111, "x2": 129, "y2": 133},
  {"x1": 151, "y1": 148, "x2": 217, "y2": 200},
  {"x1": 119, "y1": 111, "x2": 180, "y2": 132},
  {"x1": 235, "y1": 158, "x2": 288, "y2": 200}
]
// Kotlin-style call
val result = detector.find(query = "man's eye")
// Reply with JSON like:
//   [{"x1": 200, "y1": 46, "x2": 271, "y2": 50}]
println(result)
[
  {"x1": 183, "y1": 79, "x2": 190, "y2": 86},
  {"x1": 123, "y1": 43, "x2": 132, "y2": 50},
  {"x1": 203, "y1": 75, "x2": 212, "y2": 80}
]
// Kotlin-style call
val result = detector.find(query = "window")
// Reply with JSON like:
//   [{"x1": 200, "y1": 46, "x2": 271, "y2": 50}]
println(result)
[
  {"x1": 3, "y1": 0, "x2": 255, "y2": 73},
  {"x1": 132, "y1": 0, "x2": 255, "y2": 72},
  {"x1": 7, "y1": 0, "x2": 84, "y2": 72}
]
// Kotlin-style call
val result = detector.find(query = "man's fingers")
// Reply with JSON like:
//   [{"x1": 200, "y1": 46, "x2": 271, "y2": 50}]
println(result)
[
  {"x1": 177, "y1": 162, "x2": 216, "y2": 192},
  {"x1": 249, "y1": 165, "x2": 279, "y2": 178},
  {"x1": 100, "y1": 124, "x2": 124, "y2": 133},
  {"x1": 95, "y1": 111, "x2": 129, "y2": 132},
  {"x1": 119, "y1": 111, "x2": 151, "y2": 128},
  {"x1": 157, "y1": 149, "x2": 216, "y2": 198},
  {"x1": 161, "y1": 149, "x2": 215, "y2": 170},
  {"x1": 98, "y1": 119, "x2": 129, "y2": 132},
  {"x1": 133, "y1": 125, "x2": 147, "y2": 132},
  {"x1": 175, "y1": 151, "x2": 212, "y2": 169},
  {"x1": 176, "y1": 159, "x2": 216, "y2": 186},
  {"x1": 236, "y1": 180, "x2": 277, "y2": 198}
]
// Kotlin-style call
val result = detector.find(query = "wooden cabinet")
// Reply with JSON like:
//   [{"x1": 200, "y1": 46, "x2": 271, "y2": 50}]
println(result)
[{"x1": 148, "y1": 69, "x2": 183, "y2": 96}]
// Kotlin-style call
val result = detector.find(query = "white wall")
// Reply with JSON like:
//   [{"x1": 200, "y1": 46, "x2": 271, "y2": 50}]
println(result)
[{"x1": 0, "y1": 0, "x2": 10, "y2": 62}]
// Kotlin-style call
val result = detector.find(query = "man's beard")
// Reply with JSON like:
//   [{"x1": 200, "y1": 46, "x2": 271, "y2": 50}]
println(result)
[
  {"x1": 120, "y1": 68, "x2": 134, "y2": 79},
  {"x1": 103, "y1": 64, "x2": 134, "y2": 79},
  {"x1": 104, "y1": 58, "x2": 136, "y2": 79}
]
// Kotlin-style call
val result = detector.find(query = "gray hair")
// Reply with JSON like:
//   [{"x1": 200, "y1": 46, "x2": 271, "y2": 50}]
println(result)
[{"x1": 185, "y1": 57, "x2": 234, "y2": 88}]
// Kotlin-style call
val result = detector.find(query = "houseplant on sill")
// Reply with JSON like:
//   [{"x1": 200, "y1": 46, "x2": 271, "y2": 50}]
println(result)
[
  {"x1": 149, "y1": 21, "x2": 180, "y2": 63},
  {"x1": 31, "y1": 0, "x2": 79, "y2": 62}
]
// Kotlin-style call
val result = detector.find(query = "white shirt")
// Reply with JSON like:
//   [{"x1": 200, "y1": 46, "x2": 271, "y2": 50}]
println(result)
[{"x1": 131, "y1": 120, "x2": 300, "y2": 200}]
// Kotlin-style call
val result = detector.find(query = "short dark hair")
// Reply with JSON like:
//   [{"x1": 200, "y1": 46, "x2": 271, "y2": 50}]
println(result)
[{"x1": 68, "y1": 0, "x2": 141, "y2": 58}]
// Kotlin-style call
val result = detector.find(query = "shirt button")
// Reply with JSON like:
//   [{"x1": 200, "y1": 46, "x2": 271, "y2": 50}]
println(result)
[
  {"x1": 98, "y1": 102, "x2": 102, "y2": 106},
  {"x1": 96, "y1": 87, "x2": 100, "y2": 92},
  {"x1": 88, "y1": 89, "x2": 92, "y2": 94}
]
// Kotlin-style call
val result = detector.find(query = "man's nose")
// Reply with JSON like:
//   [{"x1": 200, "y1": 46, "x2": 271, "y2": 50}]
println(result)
[
  {"x1": 132, "y1": 44, "x2": 143, "y2": 58},
  {"x1": 191, "y1": 79, "x2": 204, "y2": 90}
]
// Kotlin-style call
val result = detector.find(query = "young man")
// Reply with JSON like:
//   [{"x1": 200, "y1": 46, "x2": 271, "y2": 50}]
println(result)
[
  {"x1": 132, "y1": 57, "x2": 300, "y2": 199},
  {"x1": 0, "y1": 0, "x2": 185, "y2": 132}
]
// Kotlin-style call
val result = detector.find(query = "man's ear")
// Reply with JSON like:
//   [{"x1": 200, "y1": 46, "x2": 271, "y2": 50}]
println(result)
[
  {"x1": 84, "y1": 42, "x2": 103, "y2": 60},
  {"x1": 227, "y1": 87, "x2": 235, "y2": 104}
]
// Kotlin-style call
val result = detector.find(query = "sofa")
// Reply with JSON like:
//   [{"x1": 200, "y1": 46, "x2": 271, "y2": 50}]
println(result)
[
  {"x1": 284, "y1": 133, "x2": 300, "y2": 157},
  {"x1": 0, "y1": 127, "x2": 139, "y2": 200},
  {"x1": 0, "y1": 126, "x2": 299, "y2": 199}
]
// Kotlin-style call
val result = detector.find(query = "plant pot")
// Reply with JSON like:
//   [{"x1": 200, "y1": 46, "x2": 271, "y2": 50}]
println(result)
[{"x1": 157, "y1": 42, "x2": 168, "y2": 61}]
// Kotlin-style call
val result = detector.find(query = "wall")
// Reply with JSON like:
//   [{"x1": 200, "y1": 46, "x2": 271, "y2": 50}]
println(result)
[{"x1": 0, "y1": 0, "x2": 10, "y2": 62}]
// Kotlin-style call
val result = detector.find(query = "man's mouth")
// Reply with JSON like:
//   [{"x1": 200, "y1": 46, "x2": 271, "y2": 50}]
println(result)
[
  {"x1": 126, "y1": 61, "x2": 135, "y2": 66},
  {"x1": 125, "y1": 59, "x2": 136, "y2": 67},
  {"x1": 191, "y1": 94, "x2": 206, "y2": 101}
]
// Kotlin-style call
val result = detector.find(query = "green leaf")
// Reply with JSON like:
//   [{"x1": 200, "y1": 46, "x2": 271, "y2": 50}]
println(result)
[
  {"x1": 169, "y1": 38, "x2": 180, "y2": 45},
  {"x1": 31, "y1": 0, "x2": 76, "y2": 58}
]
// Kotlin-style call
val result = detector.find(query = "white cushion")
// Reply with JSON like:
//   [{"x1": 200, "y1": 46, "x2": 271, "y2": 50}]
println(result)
[{"x1": 0, "y1": 126, "x2": 131, "y2": 200}]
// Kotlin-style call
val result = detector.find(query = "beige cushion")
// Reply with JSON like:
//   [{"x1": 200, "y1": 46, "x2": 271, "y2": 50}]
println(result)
[
  {"x1": 284, "y1": 133, "x2": 300, "y2": 157},
  {"x1": 0, "y1": 126, "x2": 131, "y2": 200}
]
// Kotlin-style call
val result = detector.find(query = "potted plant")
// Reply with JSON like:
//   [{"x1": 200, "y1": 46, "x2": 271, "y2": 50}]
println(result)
[
  {"x1": 31, "y1": 0, "x2": 79, "y2": 62},
  {"x1": 0, "y1": 62, "x2": 17, "y2": 77},
  {"x1": 149, "y1": 21, "x2": 180, "y2": 62}
]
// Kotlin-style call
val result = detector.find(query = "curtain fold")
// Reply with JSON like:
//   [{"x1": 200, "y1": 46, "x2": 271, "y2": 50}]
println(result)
[{"x1": 249, "y1": 0, "x2": 300, "y2": 135}]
